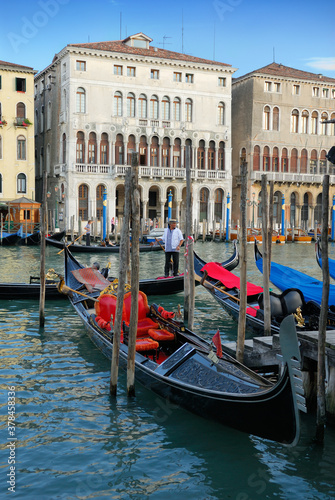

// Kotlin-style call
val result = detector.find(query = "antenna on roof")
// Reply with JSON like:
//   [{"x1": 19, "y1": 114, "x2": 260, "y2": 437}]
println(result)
[
  {"x1": 120, "y1": 12, "x2": 122, "y2": 39},
  {"x1": 273, "y1": 47, "x2": 275, "y2": 63},
  {"x1": 159, "y1": 35, "x2": 172, "y2": 49}
]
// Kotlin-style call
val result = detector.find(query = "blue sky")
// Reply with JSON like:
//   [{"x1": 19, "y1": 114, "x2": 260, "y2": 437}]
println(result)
[{"x1": 1, "y1": 0, "x2": 335, "y2": 79}]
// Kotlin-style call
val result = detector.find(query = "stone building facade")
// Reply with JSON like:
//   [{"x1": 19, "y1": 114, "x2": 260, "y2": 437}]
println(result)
[
  {"x1": 232, "y1": 63, "x2": 335, "y2": 231},
  {"x1": 0, "y1": 61, "x2": 36, "y2": 204},
  {"x1": 34, "y1": 33, "x2": 236, "y2": 233}
]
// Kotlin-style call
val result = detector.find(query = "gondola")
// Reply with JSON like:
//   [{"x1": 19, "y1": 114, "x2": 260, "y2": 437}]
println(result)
[
  {"x1": 17, "y1": 228, "x2": 66, "y2": 245},
  {"x1": 194, "y1": 249, "x2": 335, "y2": 335},
  {"x1": 46, "y1": 237, "x2": 163, "y2": 253},
  {"x1": 315, "y1": 239, "x2": 335, "y2": 281},
  {"x1": 0, "y1": 231, "x2": 21, "y2": 246},
  {"x1": 0, "y1": 242, "x2": 239, "y2": 300},
  {"x1": 254, "y1": 239, "x2": 335, "y2": 306},
  {"x1": 62, "y1": 244, "x2": 305, "y2": 445}
]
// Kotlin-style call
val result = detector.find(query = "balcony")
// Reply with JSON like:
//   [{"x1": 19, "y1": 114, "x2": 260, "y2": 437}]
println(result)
[
  {"x1": 14, "y1": 117, "x2": 32, "y2": 128},
  {"x1": 112, "y1": 164, "x2": 227, "y2": 181},
  {"x1": 74, "y1": 163, "x2": 111, "y2": 174},
  {"x1": 249, "y1": 171, "x2": 335, "y2": 185},
  {"x1": 54, "y1": 164, "x2": 66, "y2": 176}
]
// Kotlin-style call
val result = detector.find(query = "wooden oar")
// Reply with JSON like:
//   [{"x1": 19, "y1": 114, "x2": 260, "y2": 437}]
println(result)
[
  {"x1": 199, "y1": 271, "x2": 259, "y2": 312},
  {"x1": 155, "y1": 237, "x2": 165, "y2": 251},
  {"x1": 57, "y1": 233, "x2": 82, "y2": 255},
  {"x1": 57, "y1": 277, "x2": 98, "y2": 302}
]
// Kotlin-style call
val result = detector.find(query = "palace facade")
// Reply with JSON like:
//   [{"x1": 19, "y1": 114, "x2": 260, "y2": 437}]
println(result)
[
  {"x1": 232, "y1": 63, "x2": 335, "y2": 231},
  {"x1": 34, "y1": 32, "x2": 236, "y2": 233}
]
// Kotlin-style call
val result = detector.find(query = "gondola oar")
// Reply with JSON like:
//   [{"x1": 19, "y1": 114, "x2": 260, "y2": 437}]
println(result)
[
  {"x1": 57, "y1": 233, "x2": 82, "y2": 255},
  {"x1": 199, "y1": 271, "x2": 259, "y2": 313},
  {"x1": 155, "y1": 237, "x2": 174, "y2": 274}
]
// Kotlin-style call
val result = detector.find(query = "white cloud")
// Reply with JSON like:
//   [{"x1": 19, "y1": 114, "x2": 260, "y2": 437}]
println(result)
[{"x1": 304, "y1": 57, "x2": 335, "y2": 71}]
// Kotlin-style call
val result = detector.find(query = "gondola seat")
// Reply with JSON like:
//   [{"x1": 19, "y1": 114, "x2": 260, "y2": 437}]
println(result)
[
  {"x1": 258, "y1": 292, "x2": 284, "y2": 319},
  {"x1": 122, "y1": 291, "x2": 159, "y2": 336},
  {"x1": 148, "y1": 328, "x2": 175, "y2": 341}
]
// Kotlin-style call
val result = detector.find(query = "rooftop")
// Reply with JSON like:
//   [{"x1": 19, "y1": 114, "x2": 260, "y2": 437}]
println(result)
[{"x1": 234, "y1": 62, "x2": 335, "y2": 84}]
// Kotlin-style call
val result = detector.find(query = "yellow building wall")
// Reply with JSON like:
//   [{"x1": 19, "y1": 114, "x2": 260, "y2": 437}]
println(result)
[{"x1": 0, "y1": 64, "x2": 36, "y2": 202}]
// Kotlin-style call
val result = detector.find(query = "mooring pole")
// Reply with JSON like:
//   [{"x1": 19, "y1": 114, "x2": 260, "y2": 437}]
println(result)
[
  {"x1": 110, "y1": 168, "x2": 131, "y2": 396},
  {"x1": 39, "y1": 172, "x2": 48, "y2": 327},
  {"x1": 316, "y1": 174, "x2": 330, "y2": 443},
  {"x1": 261, "y1": 175, "x2": 271, "y2": 336},
  {"x1": 127, "y1": 153, "x2": 140, "y2": 397},
  {"x1": 236, "y1": 161, "x2": 248, "y2": 363},
  {"x1": 184, "y1": 145, "x2": 194, "y2": 329}
]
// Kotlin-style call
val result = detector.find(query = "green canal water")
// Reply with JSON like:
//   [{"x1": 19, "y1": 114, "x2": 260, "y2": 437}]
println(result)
[{"x1": 1, "y1": 241, "x2": 335, "y2": 499}]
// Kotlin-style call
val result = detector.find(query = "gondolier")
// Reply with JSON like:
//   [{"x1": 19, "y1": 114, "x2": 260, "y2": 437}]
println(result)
[
  {"x1": 159, "y1": 219, "x2": 184, "y2": 277},
  {"x1": 84, "y1": 220, "x2": 93, "y2": 246}
]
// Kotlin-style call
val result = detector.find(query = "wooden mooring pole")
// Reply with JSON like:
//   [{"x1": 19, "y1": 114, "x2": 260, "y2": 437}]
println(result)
[
  {"x1": 236, "y1": 161, "x2": 248, "y2": 363},
  {"x1": 110, "y1": 168, "x2": 131, "y2": 396},
  {"x1": 316, "y1": 174, "x2": 330, "y2": 443},
  {"x1": 39, "y1": 172, "x2": 48, "y2": 328},
  {"x1": 184, "y1": 145, "x2": 195, "y2": 330},
  {"x1": 261, "y1": 175, "x2": 271, "y2": 336},
  {"x1": 127, "y1": 153, "x2": 140, "y2": 397}
]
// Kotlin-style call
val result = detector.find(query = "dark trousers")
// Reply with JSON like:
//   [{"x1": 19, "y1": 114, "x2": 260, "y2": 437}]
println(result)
[
  {"x1": 165, "y1": 251, "x2": 179, "y2": 277},
  {"x1": 86, "y1": 233, "x2": 91, "y2": 246}
]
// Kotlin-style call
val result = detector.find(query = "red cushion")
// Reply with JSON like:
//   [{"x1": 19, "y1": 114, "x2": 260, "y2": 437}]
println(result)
[
  {"x1": 246, "y1": 306, "x2": 259, "y2": 317},
  {"x1": 135, "y1": 337, "x2": 159, "y2": 352},
  {"x1": 148, "y1": 328, "x2": 175, "y2": 341}
]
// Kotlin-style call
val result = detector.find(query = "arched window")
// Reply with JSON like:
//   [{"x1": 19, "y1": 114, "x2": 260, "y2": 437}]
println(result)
[
  {"x1": 62, "y1": 133, "x2": 66, "y2": 163},
  {"x1": 114, "y1": 91, "x2": 122, "y2": 116},
  {"x1": 311, "y1": 111, "x2": 318, "y2": 134},
  {"x1": 47, "y1": 101, "x2": 52, "y2": 129},
  {"x1": 150, "y1": 136, "x2": 159, "y2": 166},
  {"x1": 310, "y1": 149, "x2": 318, "y2": 173},
  {"x1": 76, "y1": 131, "x2": 85, "y2": 163},
  {"x1": 272, "y1": 147, "x2": 279, "y2": 172},
  {"x1": 273, "y1": 107, "x2": 279, "y2": 131},
  {"x1": 281, "y1": 148, "x2": 288, "y2": 172},
  {"x1": 301, "y1": 149, "x2": 308, "y2": 174},
  {"x1": 88, "y1": 132, "x2": 97, "y2": 164},
  {"x1": 76, "y1": 87, "x2": 86, "y2": 113},
  {"x1": 264, "y1": 106, "x2": 270, "y2": 130},
  {"x1": 321, "y1": 112, "x2": 328, "y2": 135},
  {"x1": 173, "y1": 138, "x2": 181, "y2": 168},
  {"x1": 200, "y1": 188, "x2": 209, "y2": 221},
  {"x1": 214, "y1": 188, "x2": 224, "y2": 220},
  {"x1": 115, "y1": 134, "x2": 124, "y2": 164},
  {"x1": 96, "y1": 184, "x2": 105, "y2": 220},
  {"x1": 150, "y1": 95, "x2": 159, "y2": 119},
  {"x1": 173, "y1": 97, "x2": 181, "y2": 121},
  {"x1": 218, "y1": 142, "x2": 225, "y2": 170},
  {"x1": 162, "y1": 137, "x2": 170, "y2": 167},
  {"x1": 263, "y1": 146, "x2": 270, "y2": 171},
  {"x1": 320, "y1": 150, "x2": 327, "y2": 174},
  {"x1": 218, "y1": 102, "x2": 225, "y2": 125},
  {"x1": 139, "y1": 136, "x2": 147, "y2": 166},
  {"x1": 162, "y1": 96, "x2": 170, "y2": 120},
  {"x1": 291, "y1": 109, "x2": 299, "y2": 133},
  {"x1": 331, "y1": 112, "x2": 335, "y2": 136},
  {"x1": 127, "y1": 134, "x2": 136, "y2": 164},
  {"x1": 17, "y1": 173, "x2": 26, "y2": 193},
  {"x1": 197, "y1": 140, "x2": 205, "y2": 169},
  {"x1": 16, "y1": 102, "x2": 26, "y2": 119},
  {"x1": 185, "y1": 98, "x2": 192, "y2": 122},
  {"x1": 208, "y1": 141, "x2": 215, "y2": 170},
  {"x1": 78, "y1": 184, "x2": 88, "y2": 220},
  {"x1": 253, "y1": 145, "x2": 260, "y2": 171},
  {"x1": 138, "y1": 94, "x2": 147, "y2": 119},
  {"x1": 100, "y1": 133, "x2": 109, "y2": 164},
  {"x1": 17, "y1": 135, "x2": 26, "y2": 160},
  {"x1": 301, "y1": 193, "x2": 309, "y2": 226},
  {"x1": 291, "y1": 148, "x2": 298, "y2": 173},
  {"x1": 127, "y1": 92, "x2": 135, "y2": 117},
  {"x1": 302, "y1": 110, "x2": 309, "y2": 134}
]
